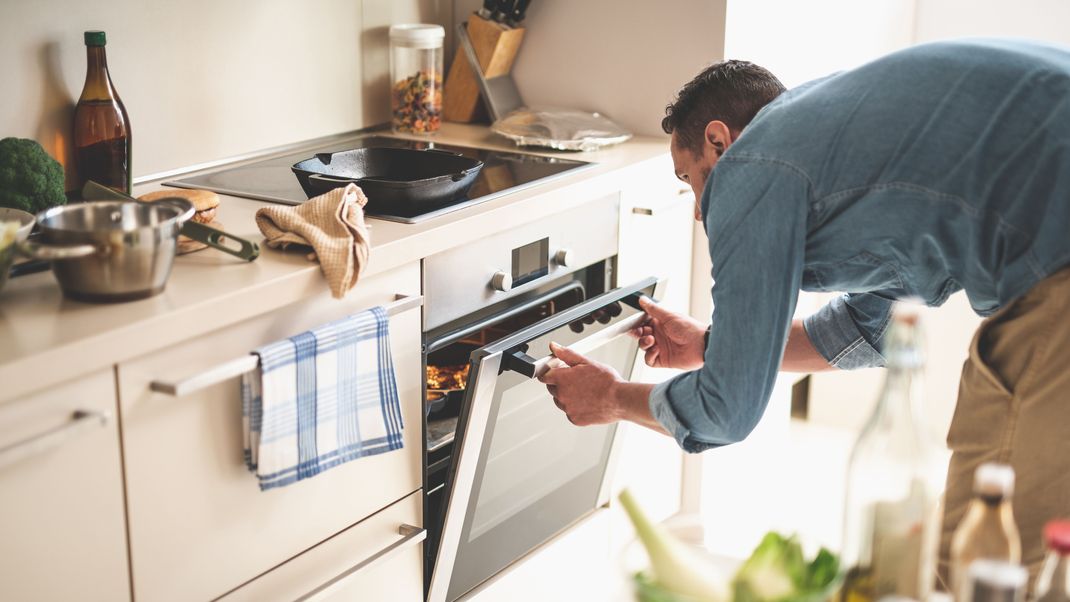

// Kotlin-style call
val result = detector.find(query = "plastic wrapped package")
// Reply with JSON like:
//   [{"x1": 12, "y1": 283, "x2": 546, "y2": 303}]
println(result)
[{"x1": 491, "y1": 107, "x2": 632, "y2": 152}]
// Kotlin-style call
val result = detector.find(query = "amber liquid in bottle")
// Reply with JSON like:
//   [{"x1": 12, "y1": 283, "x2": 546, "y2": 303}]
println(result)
[{"x1": 74, "y1": 31, "x2": 131, "y2": 195}]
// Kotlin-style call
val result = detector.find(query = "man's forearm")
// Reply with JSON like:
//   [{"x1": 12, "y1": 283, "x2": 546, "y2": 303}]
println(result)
[
  {"x1": 612, "y1": 381, "x2": 669, "y2": 435},
  {"x1": 782, "y1": 319, "x2": 835, "y2": 372}
]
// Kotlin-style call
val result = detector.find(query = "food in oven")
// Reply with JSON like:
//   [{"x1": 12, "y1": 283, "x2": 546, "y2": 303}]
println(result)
[{"x1": 427, "y1": 363, "x2": 470, "y2": 391}]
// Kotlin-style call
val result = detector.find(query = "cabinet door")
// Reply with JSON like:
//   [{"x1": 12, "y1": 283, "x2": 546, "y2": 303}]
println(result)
[
  {"x1": 220, "y1": 490, "x2": 423, "y2": 602},
  {"x1": 614, "y1": 165, "x2": 692, "y2": 525},
  {"x1": 117, "y1": 262, "x2": 422, "y2": 601},
  {"x1": 618, "y1": 176, "x2": 695, "y2": 315},
  {"x1": 0, "y1": 370, "x2": 129, "y2": 601}
]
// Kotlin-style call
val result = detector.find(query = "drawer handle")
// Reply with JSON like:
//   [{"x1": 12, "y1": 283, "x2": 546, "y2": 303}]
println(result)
[
  {"x1": 149, "y1": 294, "x2": 423, "y2": 397},
  {"x1": 0, "y1": 410, "x2": 110, "y2": 471},
  {"x1": 295, "y1": 524, "x2": 426, "y2": 602}
]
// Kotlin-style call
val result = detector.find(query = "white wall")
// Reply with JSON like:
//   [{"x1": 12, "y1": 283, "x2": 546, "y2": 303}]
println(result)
[
  {"x1": 724, "y1": 0, "x2": 917, "y2": 87},
  {"x1": 914, "y1": 0, "x2": 1070, "y2": 46},
  {"x1": 0, "y1": 0, "x2": 449, "y2": 183},
  {"x1": 452, "y1": 0, "x2": 728, "y2": 137}
]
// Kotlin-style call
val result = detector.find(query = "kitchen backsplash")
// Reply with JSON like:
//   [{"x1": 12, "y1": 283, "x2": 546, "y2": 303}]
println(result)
[{"x1": 0, "y1": 0, "x2": 449, "y2": 180}]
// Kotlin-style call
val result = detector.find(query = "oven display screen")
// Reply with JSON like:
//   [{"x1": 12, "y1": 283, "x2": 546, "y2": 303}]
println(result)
[{"x1": 512, "y1": 238, "x2": 549, "y2": 287}]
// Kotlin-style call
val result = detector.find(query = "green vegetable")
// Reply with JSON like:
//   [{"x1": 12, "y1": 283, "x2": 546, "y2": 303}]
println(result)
[
  {"x1": 732, "y1": 532, "x2": 840, "y2": 602},
  {"x1": 0, "y1": 137, "x2": 67, "y2": 213},
  {"x1": 619, "y1": 489, "x2": 729, "y2": 602}
]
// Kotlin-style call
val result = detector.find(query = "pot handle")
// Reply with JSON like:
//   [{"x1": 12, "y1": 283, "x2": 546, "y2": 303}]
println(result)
[
  {"x1": 19, "y1": 241, "x2": 97, "y2": 261},
  {"x1": 179, "y1": 221, "x2": 260, "y2": 262}
]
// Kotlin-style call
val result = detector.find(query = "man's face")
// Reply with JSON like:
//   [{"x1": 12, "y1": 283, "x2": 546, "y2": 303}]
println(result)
[{"x1": 670, "y1": 131, "x2": 720, "y2": 222}]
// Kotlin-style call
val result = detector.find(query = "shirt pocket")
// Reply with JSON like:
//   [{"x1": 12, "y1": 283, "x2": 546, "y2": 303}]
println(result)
[{"x1": 804, "y1": 251, "x2": 905, "y2": 293}]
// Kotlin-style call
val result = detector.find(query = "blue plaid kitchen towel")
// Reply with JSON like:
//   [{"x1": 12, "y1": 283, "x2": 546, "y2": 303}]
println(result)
[{"x1": 241, "y1": 306, "x2": 404, "y2": 491}]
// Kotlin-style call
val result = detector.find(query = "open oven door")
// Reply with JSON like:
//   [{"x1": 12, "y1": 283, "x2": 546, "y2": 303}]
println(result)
[{"x1": 427, "y1": 276, "x2": 664, "y2": 602}]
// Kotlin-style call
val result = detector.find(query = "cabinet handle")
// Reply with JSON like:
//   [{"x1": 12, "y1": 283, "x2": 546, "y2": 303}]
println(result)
[
  {"x1": 295, "y1": 524, "x2": 426, "y2": 602},
  {"x1": 149, "y1": 294, "x2": 423, "y2": 397},
  {"x1": 0, "y1": 410, "x2": 110, "y2": 471},
  {"x1": 632, "y1": 189, "x2": 693, "y2": 216}
]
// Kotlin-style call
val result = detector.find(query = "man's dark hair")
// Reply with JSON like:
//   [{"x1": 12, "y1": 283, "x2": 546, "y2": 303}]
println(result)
[{"x1": 662, "y1": 60, "x2": 786, "y2": 156}]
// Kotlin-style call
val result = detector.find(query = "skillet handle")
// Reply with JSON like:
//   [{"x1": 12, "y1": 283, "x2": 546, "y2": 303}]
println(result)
[
  {"x1": 180, "y1": 221, "x2": 260, "y2": 262},
  {"x1": 308, "y1": 173, "x2": 363, "y2": 187},
  {"x1": 423, "y1": 148, "x2": 464, "y2": 157}
]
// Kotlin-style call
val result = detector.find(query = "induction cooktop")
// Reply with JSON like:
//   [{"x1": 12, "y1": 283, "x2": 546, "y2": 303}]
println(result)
[{"x1": 165, "y1": 136, "x2": 593, "y2": 224}]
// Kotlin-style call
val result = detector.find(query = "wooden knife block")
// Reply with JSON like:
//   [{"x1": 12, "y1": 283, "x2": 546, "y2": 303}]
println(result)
[{"x1": 443, "y1": 16, "x2": 525, "y2": 123}]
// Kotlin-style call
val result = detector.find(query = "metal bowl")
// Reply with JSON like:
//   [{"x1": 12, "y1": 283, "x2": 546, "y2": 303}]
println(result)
[
  {"x1": 29, "y1": 200, "x2": 194, "y2": 303},
  {"x1": 0, "y1": 208, "x2": 36, "y2": 295}
]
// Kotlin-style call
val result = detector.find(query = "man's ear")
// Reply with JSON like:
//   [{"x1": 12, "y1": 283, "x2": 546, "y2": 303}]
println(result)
[{"x1": 703, "y1": 121, "x2": 734, "y2": 156}]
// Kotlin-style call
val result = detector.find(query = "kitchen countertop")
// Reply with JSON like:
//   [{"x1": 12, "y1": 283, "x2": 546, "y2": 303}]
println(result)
[{"x1": 0, "y1": 123, "x2": 673, "y2": 401}]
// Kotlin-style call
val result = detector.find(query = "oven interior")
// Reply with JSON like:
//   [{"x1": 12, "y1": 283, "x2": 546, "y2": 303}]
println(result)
[{"x1": 422, "y1": 259, "x2": 612, "y2": 588}]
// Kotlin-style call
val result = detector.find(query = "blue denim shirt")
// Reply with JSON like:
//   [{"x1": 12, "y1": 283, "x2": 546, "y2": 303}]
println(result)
[{"x1": 649, "y1": 39, "x2": 1070, "y2": 453}]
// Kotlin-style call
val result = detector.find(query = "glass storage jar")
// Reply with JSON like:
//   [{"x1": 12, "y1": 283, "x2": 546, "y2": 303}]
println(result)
[{"x1": 389, "y1": 24, "x2": 444, "y2": 135}]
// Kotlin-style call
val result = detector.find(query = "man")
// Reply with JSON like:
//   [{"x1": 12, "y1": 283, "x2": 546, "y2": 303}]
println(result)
[{"x1": 539, "y1": 39, "x2": 1070, "y2": 582}]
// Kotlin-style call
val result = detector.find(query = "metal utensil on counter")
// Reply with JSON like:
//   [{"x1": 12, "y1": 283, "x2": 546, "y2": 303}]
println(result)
[
  {"x1": 82, "y1": 181, "x2": 260, "y2": 262},
  {"x1": 457, "y1": 22, "x2": 524, "y2": 122},
  {"x1": 24, "y1": 198, "x2": 193, "y2": 302},
  {"x1": 0, "y1": 208, "x2": 36, "y2": 293}
]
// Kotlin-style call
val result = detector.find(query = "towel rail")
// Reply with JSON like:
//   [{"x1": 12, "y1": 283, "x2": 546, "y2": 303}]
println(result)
[{"x1": 149, "y1": 294, "x2": 423, "y2": 397}]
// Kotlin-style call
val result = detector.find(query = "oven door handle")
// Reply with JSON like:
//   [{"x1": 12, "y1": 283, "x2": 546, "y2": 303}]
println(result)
[{"x1": 503, "y1": 309, "x2": 648, "y2": 379}]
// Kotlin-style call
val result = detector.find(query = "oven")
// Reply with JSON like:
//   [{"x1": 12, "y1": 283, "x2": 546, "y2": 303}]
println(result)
[{"x1": 421, "y1": 194, "x2": 663, "y2": 602}]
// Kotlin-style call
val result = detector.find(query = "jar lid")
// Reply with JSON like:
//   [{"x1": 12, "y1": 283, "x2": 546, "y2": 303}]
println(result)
[
  {"x1": 84, "y1": 30, "x2": 107, "y2": 46},
  {"x1": 1045, "y1": 520, "x2": 1070, "y2": 554},
  {"x1": 389, "y1": 24, "x2": 444, "y2": 48}
]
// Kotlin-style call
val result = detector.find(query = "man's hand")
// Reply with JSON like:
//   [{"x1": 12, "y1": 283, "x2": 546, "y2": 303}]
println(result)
[
  {"x1": 538, "y1": 342, "x2": 624, "y2": 426},
  {"x1": 630, "y1": 297, "x2": 707, "y2": 370}
]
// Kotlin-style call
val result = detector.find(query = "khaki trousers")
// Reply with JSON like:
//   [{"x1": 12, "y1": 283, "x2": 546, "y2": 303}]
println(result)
[{"x1": 940, "y1": 266, "x2": 1070, "y2": 587}]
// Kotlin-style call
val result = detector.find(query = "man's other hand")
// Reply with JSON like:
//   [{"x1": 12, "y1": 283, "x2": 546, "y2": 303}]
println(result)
[
  {"x1": 630, "y1": 297, "x2": 707, "y2": 370},
  {"x1": 538, "y1": 342, "x2": 623, "y2": 426}
]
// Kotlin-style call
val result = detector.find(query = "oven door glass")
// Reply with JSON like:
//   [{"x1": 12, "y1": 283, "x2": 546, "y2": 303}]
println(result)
[{"x1": 428, "y1": 277, "x2": 662, "y2": 602}]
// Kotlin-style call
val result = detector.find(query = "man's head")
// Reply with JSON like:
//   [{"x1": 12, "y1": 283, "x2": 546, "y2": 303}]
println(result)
[{"x1": 663, "y1": 60, "x2": 785, "y2": 219}]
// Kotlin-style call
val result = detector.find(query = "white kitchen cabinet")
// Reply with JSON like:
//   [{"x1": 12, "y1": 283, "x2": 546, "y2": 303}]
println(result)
[
  {"x1": 116, "y1": 262, "x2": 423, "y2": 601},
  {"x1": 617, "y1": 155, "x2": 695, "y2": 316},
  {"x1": 613, "y1": 156, "x2": 692, "y2": 521},
  {"x1": 220, "y1": 490, "x2": 424, "y2": 602},
  {"x1": 0, "y1": 369, "x2": 130, "y2": 601}
]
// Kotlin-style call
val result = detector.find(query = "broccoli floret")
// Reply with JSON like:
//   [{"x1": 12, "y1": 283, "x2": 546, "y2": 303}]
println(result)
[{"x1": 0, "y1": 137, "x2": 67, "y2": 214}]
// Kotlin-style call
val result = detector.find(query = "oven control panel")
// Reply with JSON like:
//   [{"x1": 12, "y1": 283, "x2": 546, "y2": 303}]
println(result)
[{"x1": 423, "y1": 194, "x2": 620, "y2": 330}]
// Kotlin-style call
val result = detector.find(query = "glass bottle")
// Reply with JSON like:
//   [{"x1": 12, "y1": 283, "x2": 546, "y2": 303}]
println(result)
[
  {"x1": 965, "y1": 559, "x2": 1027, "y2": 602},
  {"x1": 389, "y1": 24, "x2": 444, "y2": 134},
  {"x1": 73, "y1": 30, "x2": 132, "y2": 195},
  {"x1": 840, "y1": 305, "x2": 944, "y2": 602},
  {"x1": 950, "y1": 463, "x2": 1021, "y2": 599},
  {"x1": 1035, "y1": 520, "x2": 1070, "y2": 601}
]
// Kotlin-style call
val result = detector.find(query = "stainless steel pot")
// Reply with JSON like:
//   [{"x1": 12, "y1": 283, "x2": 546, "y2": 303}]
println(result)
[{"x1": 28, "y1": 199, "x2": 194, "y2": 303}]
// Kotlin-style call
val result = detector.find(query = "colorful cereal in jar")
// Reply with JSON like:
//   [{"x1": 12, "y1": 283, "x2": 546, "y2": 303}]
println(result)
[{"x1": 392, "y1": 69, "x2": 442, "y2": 134}]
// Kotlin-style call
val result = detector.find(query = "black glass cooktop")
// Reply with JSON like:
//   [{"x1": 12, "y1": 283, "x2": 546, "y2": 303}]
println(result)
[{"x1": 165, "y1": 136, "x2": 593, "y2": 224}]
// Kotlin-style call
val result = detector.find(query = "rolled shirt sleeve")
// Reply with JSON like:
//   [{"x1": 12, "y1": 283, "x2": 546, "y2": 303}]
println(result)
[
  {"x1": 802, "y1": 292, "x2": 893, "y2": 369},
  {"x1": 648, "y1": 158, "x2": 810, "y2": 453}
]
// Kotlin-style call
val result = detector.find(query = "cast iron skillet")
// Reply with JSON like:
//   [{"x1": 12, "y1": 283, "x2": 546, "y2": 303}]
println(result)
[{"x1": 292, "y1": 147, "x2": 484, "y2": 208}]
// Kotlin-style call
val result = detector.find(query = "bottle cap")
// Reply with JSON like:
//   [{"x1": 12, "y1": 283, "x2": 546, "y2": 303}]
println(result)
[
  {"x1": 389, "y1": 24, "x2": 445, "y2": 49},
  {"x1": 84, "y1": 31, "x2": 107, "y2": 46},
  {"x1": 1044, "y1": 520, "x2": 1070, "y2": 554},
  {"x1": 884, "y1": 301, "x2": 926, "y2": 368},
  {"x1": 974, "y1": 462, "x2": 1015, "y2": 497}
]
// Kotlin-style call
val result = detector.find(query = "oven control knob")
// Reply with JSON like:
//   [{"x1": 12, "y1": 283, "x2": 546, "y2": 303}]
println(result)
[
  {"x1": 554, "y1": 249, "x2": 575, "y2": 268},
  {"x1": 491, "y1": 271, "x2": 513, "y2": 292}
]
